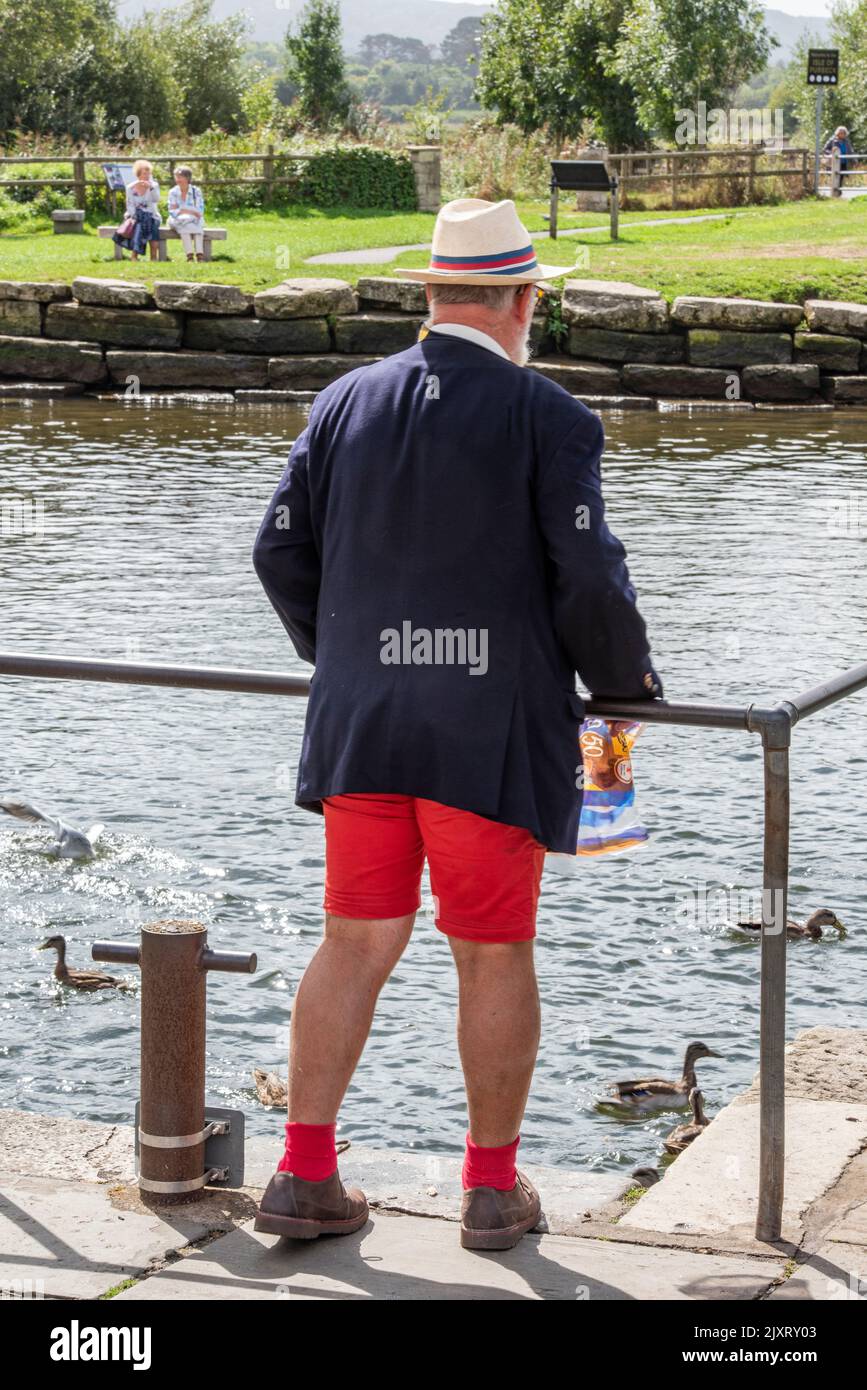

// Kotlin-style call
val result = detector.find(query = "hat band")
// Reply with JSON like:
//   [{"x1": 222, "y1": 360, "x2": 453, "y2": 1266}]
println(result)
[{"x1": 428, "y1": 244, "x2": 539, "y2": 276}]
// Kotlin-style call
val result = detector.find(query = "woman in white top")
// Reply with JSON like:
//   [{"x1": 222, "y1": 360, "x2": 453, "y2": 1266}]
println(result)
[
  {"x1": 114, "y1": 158, "x2": 162, "y2": 262},
  {"x1": 167, "y1": 166, "x2": 206, "y2": 262}
]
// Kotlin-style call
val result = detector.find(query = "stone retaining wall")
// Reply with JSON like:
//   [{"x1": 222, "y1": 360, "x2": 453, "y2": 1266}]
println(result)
[{"x1": 2, "y1": 273, "x2": 867, "y2": 409}]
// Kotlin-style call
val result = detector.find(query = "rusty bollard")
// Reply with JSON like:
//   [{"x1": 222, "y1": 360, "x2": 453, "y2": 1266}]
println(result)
[{"x1": 93, "y1": 919, "x2": 256, "y2": 1205}]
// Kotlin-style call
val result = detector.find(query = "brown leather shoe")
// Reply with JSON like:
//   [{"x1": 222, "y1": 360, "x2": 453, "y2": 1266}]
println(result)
[
  {"x1": 254, "y1": 1169, "x2": 369, "y2": 1240},
  {"x1": 460, "y1": 1170, "x2": 542, "y2": 1250}
]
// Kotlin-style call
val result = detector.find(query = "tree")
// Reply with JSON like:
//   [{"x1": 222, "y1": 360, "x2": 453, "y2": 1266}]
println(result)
[
  {"x1": 358, "y1": 34, "x2": 432, "y2": 66},
  {"x1": 476, "y1": 0, "x2": 647, "y2": 149},
  {"x1": 0, "y1": 0, "x2": 117, "y2": 139},
  {"x1": 285, "y1": 0, "x2": 350, "y2": 129},
  {"x1": 611, "y1": 0, "x2": 774, "y2": 143},
  {"x1": 776, "y1": 1, "x2": 867, "y2": 147},
  {"x1": 160, "y1": 0, "x2": 249, "y2": 133},
  {"x1": 441, "y1": 17, "x2": 483, "y2": 71}
]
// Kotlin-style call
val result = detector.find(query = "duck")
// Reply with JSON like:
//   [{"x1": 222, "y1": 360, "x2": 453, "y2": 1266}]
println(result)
[
  {"x1": 252, "y1": 1067, "x2": 287, "y2": 1109},
  {"x1": 630, "y1": 1166, "x2": 661, "y2": 1188},
  {"x1": 607, "y1": 1041, "x2": 721, "y2": 1112},
  {"x1": 736, "y1": 908, "x2": 845, "y2": 940},
  {"x1": 250, "y1": 1070, "x2": 351, "y2": 1152},
  {"x1": 38, "y1": 936, "x2": 128, "y2": 991},
  {"x1": 663, "y1": 1088, "x2": 710, "y2": 1155}
]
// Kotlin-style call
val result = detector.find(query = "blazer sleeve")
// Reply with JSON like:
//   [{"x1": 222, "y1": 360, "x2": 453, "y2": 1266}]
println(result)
[
  {"x1": 252, "y1": 427, "x2": 321, "y2": 666},
  {"x1": 535, "y1": 412, "x2": 663, "y2": 701}
]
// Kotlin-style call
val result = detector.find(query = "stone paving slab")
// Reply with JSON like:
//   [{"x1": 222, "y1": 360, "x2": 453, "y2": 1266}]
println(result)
[
  {"x1": 116, "y1": 1209, "x2": 783, "y2": 1302},
  {"x1": 619, "y1": 1099, "x2": 867, "y2": 1242},
  {"x1": 767, "y1": 1242, "x2": 867, "y2": 1301},
  {"x1": 0, "y1": 1110, "x2": 135, "y2": 1184},
  {"x1": 0, "y1": 1172, "x2": 222, "y2": 1300}
]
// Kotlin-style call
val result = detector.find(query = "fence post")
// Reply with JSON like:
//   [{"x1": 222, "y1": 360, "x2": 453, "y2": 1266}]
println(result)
[
  {"x1": 263, "y1": 142, "x2": 274, "y2": 206},
  {"x1": 670, "y1": 155, "x2": 678, "y2": 209},
  {"x1": 748, "y1": 148, "x2": 756, "y2": 203},
  {"x1": 407, "y1": 145, "x2": 441, "y2": 212},
  {"x1": 755, "y1": 710, "x2": 791, "y2": 1242},
  {"x1": 549, "y1": 174, "x2": 558, "y2": 240},
  {"x1": 831, "y1": 148, "x2": 842, "y2": 197},
  {"x1": 72, "y1": 149, "x2": 86, "y2": 211},
  {"x1": 609, "y1": 172, "x2": 619, "y2": 240}
]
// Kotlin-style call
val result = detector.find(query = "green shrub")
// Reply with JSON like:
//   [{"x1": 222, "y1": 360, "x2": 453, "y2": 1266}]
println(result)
[{"x1": 297, "y1": 147, "x2": 416, "y2": 209}]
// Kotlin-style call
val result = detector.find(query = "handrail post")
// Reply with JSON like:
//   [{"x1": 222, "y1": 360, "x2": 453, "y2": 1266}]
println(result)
[{"x1": 752, "y1": 705, "x2": 793, "y2": 1241}]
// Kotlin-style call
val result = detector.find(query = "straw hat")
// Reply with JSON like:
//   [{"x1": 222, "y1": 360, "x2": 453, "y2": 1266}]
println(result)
[{"x1": 403, "y1": 198, "x2": 569, "y2": 286}]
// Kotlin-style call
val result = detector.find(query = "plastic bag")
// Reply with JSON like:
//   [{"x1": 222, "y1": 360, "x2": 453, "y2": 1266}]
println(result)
[
  {"x1": 546, "y1": 719, "x2": 647, "y2": 873},
  {"x1": 576, "y1": 718, "x2": 647, "y2": 854}
]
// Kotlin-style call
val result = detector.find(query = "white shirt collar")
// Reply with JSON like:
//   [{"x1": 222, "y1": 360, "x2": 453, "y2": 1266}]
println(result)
[{"x1": 426, "y1": 321, "x2": 510, "y2": 361}]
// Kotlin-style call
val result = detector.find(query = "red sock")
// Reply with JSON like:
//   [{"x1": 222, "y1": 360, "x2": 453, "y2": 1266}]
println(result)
[
  {"x1": 462, "y1": 1131, "x2": 520, "y2": 1191},
  {"x1": 277, "y1": 1121, "x2": 337, "y2": 1181}
]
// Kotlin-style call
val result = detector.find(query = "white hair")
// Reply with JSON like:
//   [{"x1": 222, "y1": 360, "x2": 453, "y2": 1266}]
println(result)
[{"x1": 428, "y1": 283, "x2": 520, "y2": 313}]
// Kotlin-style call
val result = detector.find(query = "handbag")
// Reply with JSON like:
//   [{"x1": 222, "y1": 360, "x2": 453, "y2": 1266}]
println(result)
[{"x1": 117, "y1": 215, "x2": 135, "y2": 238}]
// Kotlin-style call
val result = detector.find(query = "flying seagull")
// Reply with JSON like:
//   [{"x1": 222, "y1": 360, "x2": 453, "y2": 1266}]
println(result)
[{"x1": 0, "y1": 797, "x2": 104, "y2": 860}]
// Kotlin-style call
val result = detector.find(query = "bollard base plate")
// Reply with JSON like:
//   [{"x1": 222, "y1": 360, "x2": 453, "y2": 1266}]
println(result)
[{"x1": 134, "y1": 1103, "x2": 246, "y2": 1189}]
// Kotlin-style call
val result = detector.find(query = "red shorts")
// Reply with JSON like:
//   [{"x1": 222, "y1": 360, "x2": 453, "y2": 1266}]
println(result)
[{"x1": 322, "y1": 794, "x2": 546, "y2": 942}]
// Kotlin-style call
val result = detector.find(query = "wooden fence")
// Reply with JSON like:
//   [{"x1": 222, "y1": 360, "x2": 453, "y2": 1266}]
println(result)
[
  {"x1": 605, "y1": 146, "x2": 812, "y2": 207},
  {"x1": 0, "y1": 148, "x2": 313, "y2": 211}
]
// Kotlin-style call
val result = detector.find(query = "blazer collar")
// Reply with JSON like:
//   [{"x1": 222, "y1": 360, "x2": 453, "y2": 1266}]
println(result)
[{"x1": 425, "y1": 322, "x2": 510, "y2": 361}]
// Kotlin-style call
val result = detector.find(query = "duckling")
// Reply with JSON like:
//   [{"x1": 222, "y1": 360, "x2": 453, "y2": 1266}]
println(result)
[
  {"x1": 608, "y1": 1041, "x2": 721, "y2": 1112},
  {"x1": 736, "y1": 908, "x2": 845, "y2": 940},
  {"x1": 252, "y1": 1067, "x2": 287, "y2": 1109},
  {"x1": 663, "y1": 1088, "x2": 710, "y2": 1155},
  {"x1": 630, "y1": 1166, "x2": 661, "y2": 1188},
  {"x1": 38, "y1": 936, "x2": 128, "y2": 992}
]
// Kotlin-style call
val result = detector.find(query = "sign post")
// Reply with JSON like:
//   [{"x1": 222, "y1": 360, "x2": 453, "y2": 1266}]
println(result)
[{"x1": 807, "y1": 48, "x2": 839, "y2": 195}]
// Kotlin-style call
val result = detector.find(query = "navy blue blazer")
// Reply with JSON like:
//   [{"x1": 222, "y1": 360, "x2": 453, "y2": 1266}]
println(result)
[{"x1": 252, "y1": 332, "x2": 661, "y2": 852}]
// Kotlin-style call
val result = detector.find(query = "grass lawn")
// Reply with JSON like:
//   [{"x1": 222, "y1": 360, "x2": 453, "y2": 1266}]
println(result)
[{"x1": 1, "y1": 197, "x2": 865, "y2": 304}]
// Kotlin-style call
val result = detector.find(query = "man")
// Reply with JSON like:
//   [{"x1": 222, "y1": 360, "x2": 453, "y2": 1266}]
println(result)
[{"x1": 251, "y1": 198, "x2": 662, "y2": 1251}]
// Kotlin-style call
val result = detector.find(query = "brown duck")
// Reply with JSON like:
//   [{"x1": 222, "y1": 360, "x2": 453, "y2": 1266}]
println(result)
[
  {"x1": 608, "y1": 1041, "x2": 721, "y2": 1112},
  {"x1": 38, "y1": 935, "x2": 129, "y2": 991},
  {"x1": 737, "y1": 908, "x2": 845, "y2": 940},
  {"x1": 664, "y1": 1088, "x2": 710, "y2": 1155}
]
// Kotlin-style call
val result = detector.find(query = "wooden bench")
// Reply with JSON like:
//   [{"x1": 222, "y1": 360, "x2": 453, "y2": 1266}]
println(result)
[{"x1": 98, "y1": 225, "x2": 228, "y2": 261}]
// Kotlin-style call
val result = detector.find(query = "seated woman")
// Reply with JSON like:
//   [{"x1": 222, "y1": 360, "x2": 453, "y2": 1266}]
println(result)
[
  {"x1": 113, "y1": 159, "x2": 162, "y2": 262},
  {"x1": 167, "y1": 166, "x2": 206, "y2": 262}
]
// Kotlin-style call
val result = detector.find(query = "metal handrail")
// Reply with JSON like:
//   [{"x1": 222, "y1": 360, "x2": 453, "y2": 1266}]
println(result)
[{"x1": 2, "y1": 646, "x2": 866, "y2": 1243}]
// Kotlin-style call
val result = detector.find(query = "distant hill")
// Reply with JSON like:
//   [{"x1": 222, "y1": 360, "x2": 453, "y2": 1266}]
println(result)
[
  {"x1": 118, "y1": 2, "x2": 832, "y2": 62},
  {"x1": 118, "y1": 0, "x2": 492, "y2": 52},
  {"x1": 764, "y1": 7, "x2": 830, "y2": 61}
]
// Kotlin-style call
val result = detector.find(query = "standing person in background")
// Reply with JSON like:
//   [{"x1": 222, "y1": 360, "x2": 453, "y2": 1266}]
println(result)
[
  {"x1": 823, "y1": 126, "x2": 854, "y2": 186},
  {"x1": 113, "y1": 159, "x2": 162, "y2": 262},
  {"x1": 167, "y1": 166, "x2": 206, "y2": 262}
]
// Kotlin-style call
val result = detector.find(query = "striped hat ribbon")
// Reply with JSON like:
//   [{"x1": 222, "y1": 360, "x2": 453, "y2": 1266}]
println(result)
[{"x1": 428, "y1": 244, "x2": 539, "y2": 277}]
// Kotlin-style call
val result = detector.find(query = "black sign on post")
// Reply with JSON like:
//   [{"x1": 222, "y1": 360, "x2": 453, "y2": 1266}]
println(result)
[
  {"x1": 548, "y1": 160, "x2": 619, "y2": 241},
  {"x1": 807, "y1": 49, "x2": 839, "y2": 85}
]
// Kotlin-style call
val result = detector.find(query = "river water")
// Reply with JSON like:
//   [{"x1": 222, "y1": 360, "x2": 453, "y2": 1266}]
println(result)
[{"x1": 1, "y1": 398, "x2": 865, "y2": 1176}]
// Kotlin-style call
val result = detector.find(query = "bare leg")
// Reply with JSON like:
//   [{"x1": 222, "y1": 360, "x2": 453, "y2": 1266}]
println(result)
[
  {"x1": 287, "y1": 912, "x2": 414, "y2": 1123},
  {"x1": 448, "y1": 938, "x2": 540, "y2": 1146}
]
